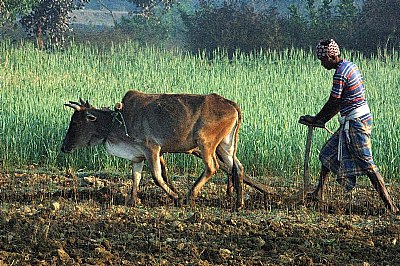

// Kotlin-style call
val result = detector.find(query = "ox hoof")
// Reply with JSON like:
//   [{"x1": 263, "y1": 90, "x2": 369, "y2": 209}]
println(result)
[
  {"x1": 126, "y1": 195, "x2": 141, "y2": 207},
  {"x1": 235, "y1": 200, "x2": 245, "y2": 211},
  {"x1": 173, "y1": 195, "x2": 184, "y2": 207},
  {"x1": 226, "y1": 185, "x2": 234, "y2": 198},
  {"x1": 390, "y1": 205, "x2": 399, "y2": 215},
  {"x1": 188, "y1": 191, "x2": 198, "y2": 208},
  {"x1": 189, "y1": 198, "x2": 197, "y2": 208},
  {"x1": 306, "y1": 190, "x2": 322, "y2": 202}
]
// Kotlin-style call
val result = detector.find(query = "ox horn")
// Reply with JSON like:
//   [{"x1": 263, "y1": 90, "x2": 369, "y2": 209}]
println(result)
[
  {"x1": 79, "y1": 98, "x2": 91, "y2": 108},
  {"x1": 64, "y1": 101, "x2": 82, "y2": 111}
]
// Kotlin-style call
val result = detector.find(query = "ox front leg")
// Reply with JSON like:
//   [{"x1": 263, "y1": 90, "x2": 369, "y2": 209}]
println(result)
[
  {"x1": 190, "y1": 147, "x2": 218, "y2": 207},
  {"x1": 147, "y1": 148, "x2": 180, "y2": 204},
  {"x1": 130, "y1": 161, "x2": 144, "y2": 207}
]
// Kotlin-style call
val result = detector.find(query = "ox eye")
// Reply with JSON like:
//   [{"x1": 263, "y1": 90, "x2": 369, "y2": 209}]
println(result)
[{"x1": 86, "y1": 114, "x2": 97, "y2": 122}]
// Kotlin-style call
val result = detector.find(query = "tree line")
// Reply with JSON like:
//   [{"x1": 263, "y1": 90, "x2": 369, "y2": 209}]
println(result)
[{"x1": 1, "y1": 0, "x2": 399, "y2": 56}]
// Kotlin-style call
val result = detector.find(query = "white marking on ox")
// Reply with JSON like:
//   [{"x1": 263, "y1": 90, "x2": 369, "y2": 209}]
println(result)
[{"x1": 105, "y1": 140, "x2": 143, "y2": 161}]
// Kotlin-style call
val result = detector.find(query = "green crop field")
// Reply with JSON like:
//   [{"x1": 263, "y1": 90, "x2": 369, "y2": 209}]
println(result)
[{"x1": 1, "y1": 40, "x2": 399, "y2": 184}]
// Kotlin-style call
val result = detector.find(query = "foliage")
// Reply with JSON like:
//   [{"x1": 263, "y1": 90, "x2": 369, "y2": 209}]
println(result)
[
  {"x1": 117, "y1": 14, "x2": 170, "y2": 45},
  {"x1": 115, "y1": 0, "x2": 193, "y2": 49},
  {"x1": 178, "y1": 0, "x2": 362, "y2": 56},
  {"x1": 175, "y1": 0, "x2": 399, "y2": 56},
  {"x1": 282, "y1": 4, "x2": 307, "y2": 46},
  {"x1": 333, "y1": 0, "x2": 358, "y2": 49},
  {"x1": 281, "y1": 0, "x2": 359, "y2": 50},
  {"x1": 19, "y1": 0, "x2": 89, "y2": 49},
  {"x1": 0, "y1": 0, "x2": 37, "y2": 24},
  {"x1": 355, "y1": 0, "x2": 400, "y2": 53},
  {"x1": 0, "y1": 0, "x2": 37, "y2": 39},
  {"x1": 116, "y1": 2, "x2": 185, "y2": 47},
  {"x1": 2, "y1": 0, "x2": 400, "y2": 55},
  {"x1": 125, "y1": 0, "x2": 175, "y2": 17},
  {"x1": 180, "y1": 1, "x2": 284, "y2": 58}
]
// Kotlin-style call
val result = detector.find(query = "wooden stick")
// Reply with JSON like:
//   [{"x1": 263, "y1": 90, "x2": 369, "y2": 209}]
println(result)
[{"x1": 303, "y1": 125, "x2": 314, "y2": 191}]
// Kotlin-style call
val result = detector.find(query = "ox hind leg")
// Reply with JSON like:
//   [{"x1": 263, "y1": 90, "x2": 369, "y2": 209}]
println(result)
[
  {"x1": 216, "y1": 138, "x2": 244, "y2": 209},
  {"x1": 189, "y1": 149, "x2": 233, "y2": 194},
  {"x1": 188, "y1": 147, "x2": 244, "y2": 208},
  {"x1": 189, "y1": 143, "x2": 219, "y2": 207},
  {"x1": 160, "y1": 155, "x2": 179, "y2": 194}
]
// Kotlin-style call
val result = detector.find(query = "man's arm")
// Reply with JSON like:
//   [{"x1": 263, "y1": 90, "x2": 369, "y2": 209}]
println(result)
[
  {"x1": 299, "y1": 95, "x2": 340, "y2": 127},
  {"x1": 314, "y1": 95, "x2": 340, "y2": 124}
]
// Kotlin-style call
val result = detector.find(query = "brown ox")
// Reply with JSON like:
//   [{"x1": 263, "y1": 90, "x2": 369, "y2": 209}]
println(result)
[{"x1": 62, "y1": 90, "x2": 245, "y2": 208}]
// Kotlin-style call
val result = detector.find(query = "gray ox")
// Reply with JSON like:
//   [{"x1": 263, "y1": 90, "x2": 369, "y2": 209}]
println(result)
[{"x1": 62, "y1": 90, "x2": 245, "y2": 208}]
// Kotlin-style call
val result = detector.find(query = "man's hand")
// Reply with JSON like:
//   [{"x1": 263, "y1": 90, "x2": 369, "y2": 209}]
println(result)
[{"x1": 299, "y1": 115, "x2": 325, "y2": 128}]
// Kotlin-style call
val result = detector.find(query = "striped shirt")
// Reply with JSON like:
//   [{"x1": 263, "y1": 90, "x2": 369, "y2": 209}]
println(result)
[{"x1": 331, "y1": 59, "x2": 372, "y2": 121}]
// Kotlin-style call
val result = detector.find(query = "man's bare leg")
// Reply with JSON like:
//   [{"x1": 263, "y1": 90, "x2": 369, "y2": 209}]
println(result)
[
  {"x1": 367, "y1": 170, "x2": 398, "y2": 213},
  {"x1": 308, "y1": 165, "x2": 330, "y2": 201}
]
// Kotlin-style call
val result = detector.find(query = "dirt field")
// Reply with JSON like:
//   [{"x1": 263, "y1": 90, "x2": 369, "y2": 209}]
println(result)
[{"x1": 1, "y1": 168, "x2": 400, "y2": 265}]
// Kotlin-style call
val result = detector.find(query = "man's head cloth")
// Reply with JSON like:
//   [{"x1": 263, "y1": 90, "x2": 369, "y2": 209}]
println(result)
[{"x1": 316, "y1": 39, "x2": 340, "y2": 59}]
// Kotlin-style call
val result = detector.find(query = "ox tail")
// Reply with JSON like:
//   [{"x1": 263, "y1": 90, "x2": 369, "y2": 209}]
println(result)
[
  {"x1": 230, "y1": 101, "x2": 245, "y2": 209},
  {"x1": 231, "y1": 101, "x2": 242, "y2": 167},
  {"x1": 229, "y1": 101, "x2": 272, "y2": 197}
]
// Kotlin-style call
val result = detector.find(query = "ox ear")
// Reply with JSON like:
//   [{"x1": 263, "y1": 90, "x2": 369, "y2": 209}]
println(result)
[
  {"x1": 64, "y1": 101, "x2": 82, "y2": 111},
  {"x1": 80, "y1": 98, "x2": 92, "y2": 108},
  {"x1": 85, "y1": 112, "x2": 97, "y2": 122}
]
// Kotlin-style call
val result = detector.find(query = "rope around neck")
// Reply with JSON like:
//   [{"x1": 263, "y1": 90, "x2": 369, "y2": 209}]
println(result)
[{"x1": 112, "y1": 111, "x2": 131, "y2": 138}]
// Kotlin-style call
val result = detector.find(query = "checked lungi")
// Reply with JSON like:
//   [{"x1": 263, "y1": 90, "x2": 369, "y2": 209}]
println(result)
[{"x1": 319, "y1": 117, "x2": 377, "y2": 179}]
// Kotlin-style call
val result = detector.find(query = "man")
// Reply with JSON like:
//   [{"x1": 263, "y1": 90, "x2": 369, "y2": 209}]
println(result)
[{"x1": 300, "y1": 39, "x2": 398, "y2": 213}]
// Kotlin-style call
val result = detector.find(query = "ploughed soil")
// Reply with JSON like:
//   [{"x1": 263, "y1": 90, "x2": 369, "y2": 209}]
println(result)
[{"x1": 1, "y1": 167, "x2": 400, "y2": 265}]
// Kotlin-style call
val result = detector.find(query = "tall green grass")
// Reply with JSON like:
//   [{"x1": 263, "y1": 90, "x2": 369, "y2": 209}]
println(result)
[{"x1": 1, "y1": 40, "x2": 399, "y2": 183}]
